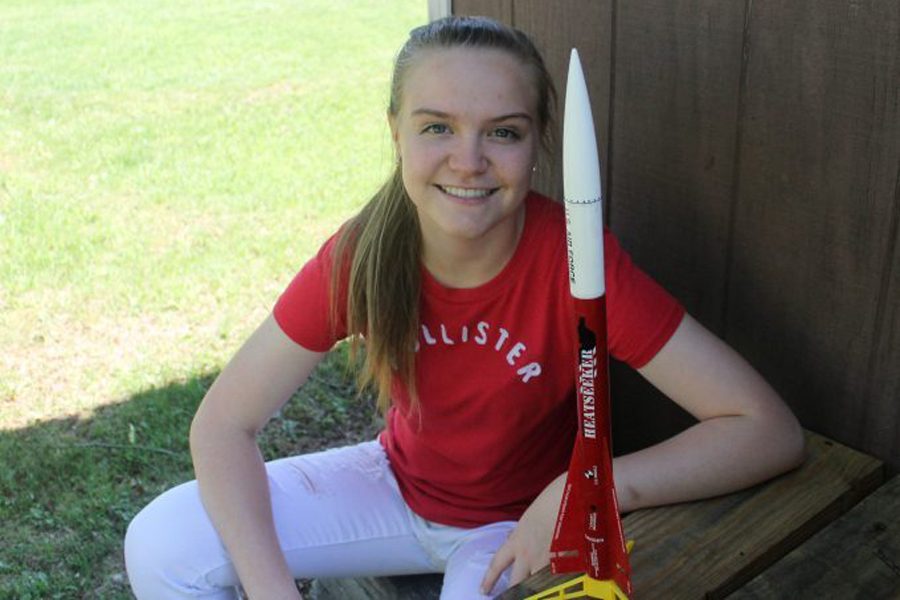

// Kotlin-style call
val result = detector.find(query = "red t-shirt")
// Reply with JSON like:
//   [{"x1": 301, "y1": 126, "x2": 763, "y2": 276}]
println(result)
[{"x1": 274, "y1": 192, "x2": 684, "y2": 527}]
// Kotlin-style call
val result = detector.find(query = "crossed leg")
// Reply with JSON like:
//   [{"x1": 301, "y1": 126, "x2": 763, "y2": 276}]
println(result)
[{"x1": 125, "y1": 440, "x2": 516, "y2": 599}]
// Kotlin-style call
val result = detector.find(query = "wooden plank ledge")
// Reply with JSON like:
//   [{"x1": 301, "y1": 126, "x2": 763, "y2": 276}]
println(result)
[
  {"x1": 311, "y1": 431, "x2": 883, "y2": 599},
  {"x1": 505, "y1": 431, "x2": 884, "y2": 599},
  {"x1": 309, "y1": 573, "x2": 442, "y2": 599},
  {"x1": 731, "y1": 475, "x2": 900, "y2": 598}
]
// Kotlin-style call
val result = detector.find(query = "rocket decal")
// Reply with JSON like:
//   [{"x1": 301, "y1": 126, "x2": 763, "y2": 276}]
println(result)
[{"x1": 547, "y1": 49, "x2": 632, "y2": 598}]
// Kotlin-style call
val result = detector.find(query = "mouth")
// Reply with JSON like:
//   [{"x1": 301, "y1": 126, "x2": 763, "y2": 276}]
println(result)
[{"x1": 436, "y1": 185, "x2": 500, "y2": 199}]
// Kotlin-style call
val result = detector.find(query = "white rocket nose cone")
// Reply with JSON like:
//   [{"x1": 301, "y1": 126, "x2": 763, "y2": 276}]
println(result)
[
  {"x1": 564, "y1": 48, "x2": 606, "y2": 299},
  {"x1": 564, "y1": 49, "x2": 602, "y2": 204}
]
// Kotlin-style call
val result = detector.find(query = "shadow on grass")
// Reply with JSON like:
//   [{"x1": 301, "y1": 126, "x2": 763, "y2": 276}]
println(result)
[
  {"x1": 0, "y1": 349, "x2": 691, "y2": 599},
  {"x1": 0, "y1": 348, "x2": 381, "y2": 599}
]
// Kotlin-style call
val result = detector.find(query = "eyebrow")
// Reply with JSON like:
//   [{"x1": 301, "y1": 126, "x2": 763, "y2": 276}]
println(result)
[{"x1": 409, "y1": 108, "x2": 533, "y2": 123}]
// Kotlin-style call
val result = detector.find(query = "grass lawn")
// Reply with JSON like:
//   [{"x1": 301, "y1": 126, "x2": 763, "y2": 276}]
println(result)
[{"x1": 0, "y1": 1, "x2": 425, "y2": 596}]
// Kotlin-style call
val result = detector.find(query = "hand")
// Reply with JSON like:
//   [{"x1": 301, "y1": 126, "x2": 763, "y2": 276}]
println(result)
[{"x1": 480, "y1": 475, "x2": 564, "y2": 595}]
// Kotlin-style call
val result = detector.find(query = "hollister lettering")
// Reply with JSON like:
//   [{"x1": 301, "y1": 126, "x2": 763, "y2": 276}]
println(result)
[{"x1": 417, "y1": 320, "x2": 543, "y2": 384}]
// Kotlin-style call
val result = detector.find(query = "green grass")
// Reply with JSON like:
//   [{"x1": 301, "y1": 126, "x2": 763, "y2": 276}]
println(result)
[{"x1": 0, "y1": 0, "x2": 423, "y2": 596}]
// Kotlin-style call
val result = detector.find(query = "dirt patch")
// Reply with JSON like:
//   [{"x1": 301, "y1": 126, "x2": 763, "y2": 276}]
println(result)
[
  {"x1": 0, "y1": 152, "x2": 17, "y2": 173},
  {"x1": 0, "y1": 295, "x2": 269, "y2": 430}
]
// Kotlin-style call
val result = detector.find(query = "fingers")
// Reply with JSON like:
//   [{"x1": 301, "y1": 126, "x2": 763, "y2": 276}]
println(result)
[
  {"x1": 480, "y1": 541, "x2": 514, "y2": 595},
  {"x1": 509, "y1": 557, "x2": 532, "y2": 588}
]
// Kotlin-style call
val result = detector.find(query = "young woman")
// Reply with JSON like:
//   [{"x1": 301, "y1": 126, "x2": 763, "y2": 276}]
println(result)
[{"x1": 125, "y1": 16, "x2": 805, "y2": 600}]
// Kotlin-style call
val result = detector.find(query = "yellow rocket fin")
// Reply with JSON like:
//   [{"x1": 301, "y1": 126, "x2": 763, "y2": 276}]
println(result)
[{"x1": 523, "y1": 574, "x2": 629, "y2": 600}]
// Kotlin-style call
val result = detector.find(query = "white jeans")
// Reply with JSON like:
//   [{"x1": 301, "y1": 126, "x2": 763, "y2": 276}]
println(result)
[{"x1": 124, "y1": 440, "x2": 515, "y2": 599}]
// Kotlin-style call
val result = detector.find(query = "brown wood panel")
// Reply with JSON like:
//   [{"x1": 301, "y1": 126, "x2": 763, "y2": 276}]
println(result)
[
  {"x1": 733, "y1": 475, "x2": 900, "y2": 599},
  {"x1": 510, "y1": 1, "x2": 613, "y2": 202},
  {"x1": 727, "y1": 0, "x2": 900, "y2": 465},
  {"x1": 504, "y1": 432, "x2": 885, "y2": 600},
  {"x1": 310, "y1": 573, "x2": 441, "y2": 599},
  {"x1": 451, "y1": 1, "x2": 900, "y2": 469},
  {"x1": 604, "y1": 1, "x2": 748, "y2": 448},
  {"x1": 451, "y1": 0, "x2": 512, "y2": 22},
  {"x1": 609, "y1": 0, "x2": 746, "y2": 330},
  {"x1": 867, "y1": 214, "x2": 900, "y2": 468}
]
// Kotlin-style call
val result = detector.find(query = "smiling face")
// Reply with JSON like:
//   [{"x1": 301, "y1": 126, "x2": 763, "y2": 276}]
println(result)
[{"x1": 390, "y1": 47, "x2": 540, "y2": 258}]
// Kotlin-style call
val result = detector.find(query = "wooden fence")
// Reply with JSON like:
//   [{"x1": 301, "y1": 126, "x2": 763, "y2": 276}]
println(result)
[{"x1": 451, "y1": 0, "x2": 900, "y2": 469}]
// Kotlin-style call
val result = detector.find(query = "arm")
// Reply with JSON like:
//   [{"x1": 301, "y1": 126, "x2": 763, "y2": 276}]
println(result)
[
  {"x1": 615, "y1": 312, "x2": 805, "y2": 511},
  {"x1": 190, "y1": 313, "x2": 326, "y2": 600},
  {"x1": 482, "y1": 312, "x2": 805, "y2": 592}
]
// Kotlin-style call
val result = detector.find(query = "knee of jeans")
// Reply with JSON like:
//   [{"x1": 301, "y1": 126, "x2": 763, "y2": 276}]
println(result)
[
  {"x1": 125, "y1": 503, "x2": 173, "y2": 594},
  {"x1": 125, "y1": 484, "x2": 238, "y2": 599},
  {"x1": 124, "y1": 499, "x2": 210, "y2": 597}
]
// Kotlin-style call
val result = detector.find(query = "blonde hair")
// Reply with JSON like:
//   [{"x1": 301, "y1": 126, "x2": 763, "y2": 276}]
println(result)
[{"x1": 331, "y1": 16, "x2": 556, "y2": 415}]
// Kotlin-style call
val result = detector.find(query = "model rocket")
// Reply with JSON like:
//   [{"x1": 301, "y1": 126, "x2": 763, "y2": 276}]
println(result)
[{"x1": 537, "y1": 49, "x2": 632, "y2": 600}]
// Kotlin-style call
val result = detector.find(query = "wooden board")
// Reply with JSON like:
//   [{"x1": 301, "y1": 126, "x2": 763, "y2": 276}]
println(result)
[
  {"x1": 450, "y1": 0, "x2": 900, "y2": 473},
  {"x1": 864, "y1": 157, "x2": 900, "y2": 470},
  {"x1": 732, "y1": 476, "x2": 900, "y2": 599},
  {"x1": 604, "y1": 0, "x2": 749, "y2": 453},
  {"x1": 310, "y1": 573, "x2": 441, "y2": 600},
  {"x1": 724, "y1": 0, "x2": 900, "y2": 466},
  {"x1": 451, "y1": 0, "x2": 512, "y2": 23},
  {"x1": 608, "y1": 0, "x2": 746, "y2": 331},
  {"x1": 868, "y1": 223, "x2": 900, "y2": 469},
  {"x1": 504, "y1": 431, "x2": 884, "y2": 599}
]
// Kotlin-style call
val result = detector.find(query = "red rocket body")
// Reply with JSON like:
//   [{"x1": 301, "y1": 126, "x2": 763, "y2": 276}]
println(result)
[
  {"x1": 548, "y1": 49, "x2": 632, "y2": 596},
  {"x1": 549, "y1": 297, "x2": 631, "y2": 594}
]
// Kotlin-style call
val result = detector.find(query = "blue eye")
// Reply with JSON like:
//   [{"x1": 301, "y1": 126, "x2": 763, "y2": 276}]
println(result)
[
  {"x1": 422, "y1": 123, "x2": 450, "y2": 135},
  {"x1": 491, "y1": 127, "x2": 521, "y2": 140}
]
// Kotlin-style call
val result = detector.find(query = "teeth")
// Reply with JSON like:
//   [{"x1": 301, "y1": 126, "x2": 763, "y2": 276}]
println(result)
[{"x1": 440, "y1": 185, "x2": 494, "y2": 198}]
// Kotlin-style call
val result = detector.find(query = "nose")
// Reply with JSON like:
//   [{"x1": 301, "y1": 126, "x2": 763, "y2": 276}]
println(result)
[{"x1": 448, "y1": 135, "x2": 488, "y2": 174}]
